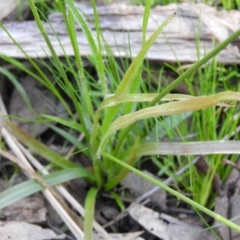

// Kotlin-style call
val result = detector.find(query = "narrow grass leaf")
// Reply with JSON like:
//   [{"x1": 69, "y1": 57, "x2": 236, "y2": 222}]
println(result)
[
  {"x1": 110, "y1": 192, "x2": 125, "y2": 211},
  {"x1": 0, "y1": 168, "x2": 93, "y2": 209},
  {"x1": 104, "y1": 136, "x2": 140, "y2": 191},
  {"x1": 116, "y1": 13, "x2": 175, "y2": 94},
  {"x1": 0, "y1": 67, "x2": 31, "y2": 109},
  {"x1": 42, "y1": 115, "x2": 84, "y2": 132},
  {"x1": 48, "y1": 124, "x2": 86, "y2": 151},
  {"x1": 100, "y1": 13, "x2": 175, "y2": 136},
  {"x1": 66, "y1": 0, "x2": 107, "y2": 95},
  {"x1": 63, "y1": 3, "x2": 94, "y2": 118},
  {"x1": 84, "y1": 187, "x2": 98, "y2": 240},
  {"x1": 100, "y1": 93, "x2": 196, "y2": 109},
  {"x1": 142, "y1": 0, "x2": 151, "y2": 44},
  {"x1": 101, "y1": 152, "x2": 240, "y2": 233},
  {"x1": 1, "y1": 119, "x2": 92, "y2": 173}
]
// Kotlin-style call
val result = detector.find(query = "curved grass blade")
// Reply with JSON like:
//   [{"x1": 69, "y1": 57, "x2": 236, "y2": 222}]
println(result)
[
  {"x1": 98, "y1": 91, "x2": 240, "y2": 154},
  {"x1": 100, "y1": 13, "x2": 175, "y2": 136},
  {"x1": 116, "y1": 13, "x2": 175, "y2": 95},
  {"x1": 1, "y1": 119, "x2": 92, "y2": 175},
  {"x1": 0, "y1": 168, "x2": 93, "y2": 209},
  {"x1": 100, "y1": 93, "x2": 196, "y2": 109},
  {"x1": 102, "y1": 152, "x2": 240, "y2": 233}
]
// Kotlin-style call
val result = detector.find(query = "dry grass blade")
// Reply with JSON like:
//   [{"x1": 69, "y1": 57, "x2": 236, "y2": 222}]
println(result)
[
  {"x1": 109, "y1": 91, "x2": 239, "y2": 134},
  {"x1": 98, "y1": 91, "x2": 240, "y2": 154},
  {"x1": 19, "y1": 145, "x2": 113, "y2": 240},
  {"x1": 0, "y1": 94, "x2": 113, "y2": 239},
  {"x1": 0, "y1": 128, "x2": 84, "y2": 239},
  {"x1": 137, "y1": 141, "x2": 240, "y2": 156},
  {"x1": 101, "y1": 93, "x2": 232, "y2": 109},
  {"x1": 0, "y1": 97, "x2": 84, "y2": 239}
]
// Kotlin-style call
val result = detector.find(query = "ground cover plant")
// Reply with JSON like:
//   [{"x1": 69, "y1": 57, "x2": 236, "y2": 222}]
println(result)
[{"x1": 1, "y1": 0, "x2": 240, "y2": 239}]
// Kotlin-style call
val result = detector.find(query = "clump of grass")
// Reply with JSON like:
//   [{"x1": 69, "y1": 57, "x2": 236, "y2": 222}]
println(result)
[{"x1": 1, "y1": 0, "x2": 240, "y2": 237}]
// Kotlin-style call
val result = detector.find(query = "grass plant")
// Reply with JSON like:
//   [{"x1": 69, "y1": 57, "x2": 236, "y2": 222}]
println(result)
[{"x1": 1, "y1": 0, "x2": 240, "y2": 237}]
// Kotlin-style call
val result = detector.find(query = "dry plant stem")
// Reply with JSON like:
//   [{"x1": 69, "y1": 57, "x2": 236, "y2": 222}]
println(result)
[
  {"x1": 0, "y1": 98, "x2": 84, "y2": 239},
  {"x1": 103, "y1": 156, "x2": 200, "y2": 228},
  {"x1": 0, "y1": 94, "x2": 111, "y2": 239},
  {"x1": 19, "y1": 142, "x2": 112, "y2": 240},
  {"x1": 0, "y1": 129, "x2": 84, "y2": 239}
]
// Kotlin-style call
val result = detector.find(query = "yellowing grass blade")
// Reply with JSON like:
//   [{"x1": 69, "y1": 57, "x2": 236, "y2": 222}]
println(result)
[
  {"x1": 98, "y1": 91, "x2": 240, "y2": 154},
  {"x1": 100, "y1": 93, "x2": 195, "y2": 109}
]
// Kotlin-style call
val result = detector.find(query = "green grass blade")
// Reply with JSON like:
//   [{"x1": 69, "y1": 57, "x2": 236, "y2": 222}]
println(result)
[
  {"x1": 116, "y1": 13, "x2": 175, "y2": 95},
  {"x1": 110, "y1": 192, "x2": 125, "y2": 211},
  {"x1": 66, "y1": 0, "x2": 107, "y2": 96},
  {"x1": 90, "y1": 0, "x2": 108, "y2": 96},
  {"x1": 48, "y1": 124, "x2": 86, "y2": 151},
  {"x1": 42, "y1": 115, "x2": 84, "y2": 133},
  {"x1": 148, "y1": 29, "x2": 240, "y2": 107},
  {"x1": 101, "y1": 152, "x2": 240, "y2": 233},
  {"x1": 100, "y1": 13, "x2": 175, "y2": 136},
  {"x1": 0, "y1": 67, "x2": 32, "y2": 109},
  {"x1": 104, "y1": 136, "x2": 140, "y2": 190},
  {"x1": 0, "y1": 168, "x2": 93, "y2": 209},
  {"x1": 62, "y1": 2, "x2": 94, "y2": 119},
  {"x1": 142, "y1": 0, "x2": 151, "y2": 44},
  {"x1": 84, "y1": 187, "x2": 98, "y2": 240}
]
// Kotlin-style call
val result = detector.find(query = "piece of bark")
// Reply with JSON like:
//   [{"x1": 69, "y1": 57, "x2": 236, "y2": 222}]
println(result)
[
  {"x1": 2, "y1": 195, "x2": 47, "y2": 223},
  {"x1": 0, "y1": 3, "x2": 240, "y2": 64},
  {"x1": 128, "y1": 203, "x2": 216, "y2": 240}
]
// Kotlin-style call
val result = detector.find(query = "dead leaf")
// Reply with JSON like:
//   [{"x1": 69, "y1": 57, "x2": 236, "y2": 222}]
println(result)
[
  {"x1": 2, "y1": 195, "x2": 47, "y2": 223},
  {"x1": 128, "y1": 203, "x2": 216, "y2": 240},
  {"x1": 121, "y1": 171, "x2": 166, "y2": 208},
  {"x1": 95, "y1": 204, "x2": 119, "y2": 225},
  {"x1": 9, "y1": 76, "x2": 67, "y2": 136},
  {"x1": 93, "y1": 231, "x2": 144, "y2": 240},
  {"x1": 0, "y1": 221, "x2": 65, "y2": 240}
]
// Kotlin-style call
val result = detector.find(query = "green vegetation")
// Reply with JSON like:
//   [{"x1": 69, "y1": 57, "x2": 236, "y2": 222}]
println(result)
[
  {"x1": 1, "y1": 0, "x2": 240, "y2": 237},
  {"x1": 132, "y1": 0, "x2": 240, "y2": 10}
]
